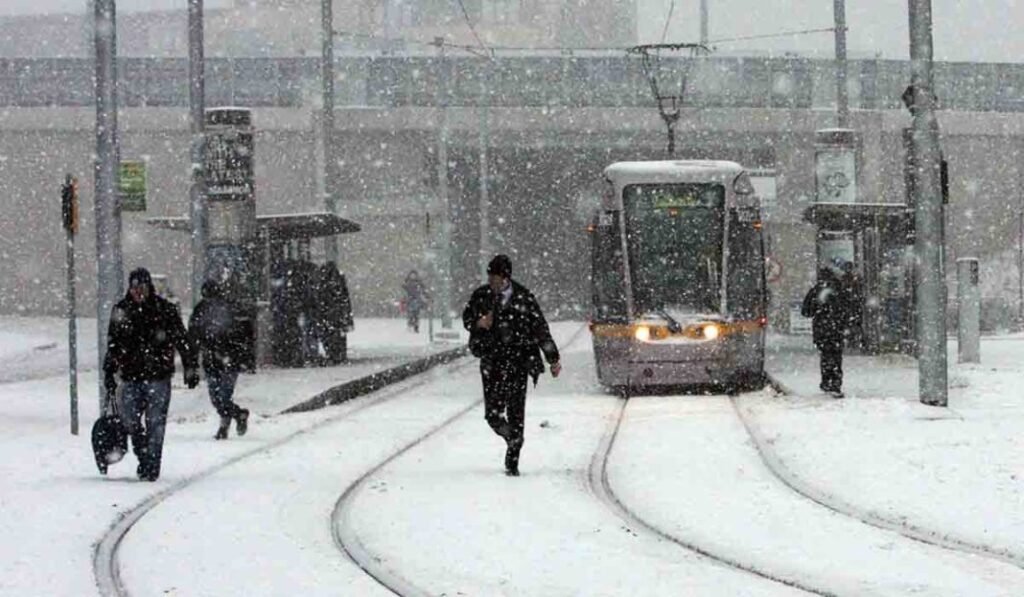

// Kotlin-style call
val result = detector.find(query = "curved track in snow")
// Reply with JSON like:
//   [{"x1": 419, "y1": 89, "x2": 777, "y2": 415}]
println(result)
[
  {"x1": 732, "y1": 386, "x2": 1024, "y2": 572},
  {"x1": 92, "y1": 358, "x2": 477, "y2": 597},
  {"x1": 588, "y1": 394, "x2": 834, "y2": 596}
]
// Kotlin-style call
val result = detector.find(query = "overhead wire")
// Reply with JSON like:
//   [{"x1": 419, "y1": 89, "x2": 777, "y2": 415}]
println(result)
[
  {"x1": 708, "y1": 26, "x2": 838, "y2": 45},
  {"x1": 333, "y1": 25, "x2": 841, "y2": 56},
  {"x1": 660, "y1": 0, "x2": 676, "y2": 45},
  {"x1": 452, "y1": 0, "x2": 494, "y2": 57}
]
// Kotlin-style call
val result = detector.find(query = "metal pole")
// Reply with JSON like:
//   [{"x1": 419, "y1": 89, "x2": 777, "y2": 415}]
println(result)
[
  {"x1": 478, "y1": 61, "x2": 491, "y2": 281},
  {"x1": 94, "y1": 0, "x2": 122, "y2": 412},
  {"x1": 65, "y1": 177, "x2": 78, "y2": 435},
  {"x1": 699, "y1": 0, "x2": 709, "y2": 47},
  {"x1": 188, "y1": 0, "x2": 206, "y2": 306},
  {"x1": 323, "y1": 0, "x2": 340, "y2": 264},
  {"x1": 1018, "y1": 148, "x2": 1024, "y2": 325},
  {"x1": 833, "y1": 0, "x2": 849, "y2": 128},
  {"x1": 909, "y1": 0, "x2": 947, "y2": 406},
  {"x1": 435, "y1": 39, "x2": 453, "y2": 330}
]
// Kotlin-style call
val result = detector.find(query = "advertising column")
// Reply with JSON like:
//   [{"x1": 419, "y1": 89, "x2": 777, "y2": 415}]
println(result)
[{"x1": 204, "y1": 107, "x2": 257, "y2": 369}]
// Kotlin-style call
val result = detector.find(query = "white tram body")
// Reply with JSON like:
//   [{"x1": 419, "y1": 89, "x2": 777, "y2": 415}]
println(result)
[{"x1": 589, "y1": 160, "x2": 767, "y2": 391}]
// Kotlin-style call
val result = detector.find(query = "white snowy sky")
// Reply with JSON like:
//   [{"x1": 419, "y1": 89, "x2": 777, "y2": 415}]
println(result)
[{"x1": 0, "y1": 0, "x2": 1022, "y2": 62}]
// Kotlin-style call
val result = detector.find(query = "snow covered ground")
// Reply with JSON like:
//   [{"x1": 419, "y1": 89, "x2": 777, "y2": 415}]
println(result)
[{"x1": 1, "y1": 316, "x2": 1022, "y2": 596}]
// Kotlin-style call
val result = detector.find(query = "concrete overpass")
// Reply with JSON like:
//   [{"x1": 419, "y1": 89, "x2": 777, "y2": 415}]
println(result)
[{"x1": 1, "y1": 55, "x2": 1022, "y2": 330}]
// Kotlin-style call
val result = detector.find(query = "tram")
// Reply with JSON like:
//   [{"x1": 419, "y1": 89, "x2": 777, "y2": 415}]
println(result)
[{"x1": 589, "y1": 160, "x2": 767, "y2": 392}]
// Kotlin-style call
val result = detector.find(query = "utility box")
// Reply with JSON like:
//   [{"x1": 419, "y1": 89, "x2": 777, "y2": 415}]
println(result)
[{"x1": 957, "y1": 257, "x2": 980, "y2": 363}]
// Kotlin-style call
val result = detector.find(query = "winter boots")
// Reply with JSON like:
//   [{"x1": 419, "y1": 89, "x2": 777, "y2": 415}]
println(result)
[
  {"x1": 504, "y1": 437, "x2": 523, "y2": 477},
  {"x1": 214, "y1": 416, "x2": 231, "y2": 440},
  {"x1": 214, "y1": 408, "x2": 250, "y2": 440},
  {"x1": 236, "y1": 409, "x2": 249, "y2": 436}
]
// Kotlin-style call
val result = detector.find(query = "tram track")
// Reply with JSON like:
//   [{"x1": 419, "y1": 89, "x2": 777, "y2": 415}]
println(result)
[
  {"x1": 331, "y1": 324, "x2": 596, "y2": 597},
  {"x1": 92, "y1": 354, "x2": 474, "y2": 597},
  {"x1": 587, "y1": 393, "x2": 836, "y2": 596},
  {"x1": 732, "y1": 379, "x2": 1024, "y2": 572}
]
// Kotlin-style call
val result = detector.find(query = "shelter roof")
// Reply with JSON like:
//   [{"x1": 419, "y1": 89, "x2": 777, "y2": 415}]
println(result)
[{"x1": 146, "y1": 212, "x2": 361, "y2": 240}]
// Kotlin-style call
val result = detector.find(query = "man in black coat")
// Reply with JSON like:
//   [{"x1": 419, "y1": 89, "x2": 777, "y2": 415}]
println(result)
[
  {"x1": 801, "y1": 267, "x2": 852, "y2": 398},
  {"x1": 462, "y1": 254, "x2": 561, "y2": 476},
  {"x1": 189, "y1": 279, "x2": 251, "y2": 440},
  {"x1": 104, "y1": 268, "x2": 200, "y2": 481}
]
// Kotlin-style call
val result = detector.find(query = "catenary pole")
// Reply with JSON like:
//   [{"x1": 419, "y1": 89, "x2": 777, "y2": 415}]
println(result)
[
  {"x1": 699, "y1": 0, "x2": 709, "y2": 47},
  {"x1": 833, "y1": 0, "x2": 849, "y2": 128},
  {"x1": 188, "y1": 0, "x2": 206, "y2": 306},
  {"x1": 323, "y1": 0, "x2": 339, "y2": 264},
  {"x1": 435, "y1": 39, "x2": 453, "y2": 330},
  {"x1": 908, "y1": 0, "x2": 947, "y2": 406},
  {"x1": 478, "y1": 60, "x2": 491, "y2": 281},
  {"x1": 94, "y1": 0, "x2": 122, "y2": 412}
]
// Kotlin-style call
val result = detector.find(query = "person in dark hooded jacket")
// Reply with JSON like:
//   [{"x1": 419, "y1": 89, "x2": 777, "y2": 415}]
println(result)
[
  {"x1": 462, "y1": 254, "x2": 561, "y2": 476},
  {"x1": 189, "y1": 279, "x2": 251, "y2": 440},
  {"x1": 103, "y1": 267, "x2": 199, "y2": 481},
  {"x1": 801, "y1": 267, "x2": 853, "y2": 398}
]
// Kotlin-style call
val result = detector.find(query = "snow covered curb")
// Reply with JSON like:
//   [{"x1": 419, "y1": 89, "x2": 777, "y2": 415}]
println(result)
[{"x1": 280, "y1": 346, "x2": 470, "y2": 414}]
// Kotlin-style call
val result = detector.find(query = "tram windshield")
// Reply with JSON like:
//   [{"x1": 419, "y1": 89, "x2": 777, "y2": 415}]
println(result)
[{"x1": 623, "y1": 183, "x2": 725, "y2": 316}]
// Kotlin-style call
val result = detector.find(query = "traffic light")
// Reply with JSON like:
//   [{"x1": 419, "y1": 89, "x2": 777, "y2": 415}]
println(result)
[{"x1": 61, "y1": 175, "x2": 79, "y2": 235}]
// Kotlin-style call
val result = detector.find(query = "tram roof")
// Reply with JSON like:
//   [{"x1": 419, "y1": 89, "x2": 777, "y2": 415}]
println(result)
[{"x1": 604, "y1": 160, "x2": 745, "y2": 185}]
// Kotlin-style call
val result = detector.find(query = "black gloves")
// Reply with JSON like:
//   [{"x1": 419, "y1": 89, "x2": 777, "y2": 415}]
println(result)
[{"x1": 184, "y1": 368, "x2": 200, "y2": 389}]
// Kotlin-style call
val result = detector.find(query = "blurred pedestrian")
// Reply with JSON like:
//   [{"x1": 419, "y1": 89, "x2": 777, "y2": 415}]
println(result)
[
  {"x1": 103, "y1": 267, "x2": 199, "y2": 481},
  {"x1": 402, "y1": 270, "x2": 429, "y2": 333},
  {"x1": 801, "y1": 267, "x2": 852, "y2": 398},
  {"x1": 189, "y1": 279, "x2": 251, "y2": 440},
  {"x1": 462, "y1": 254, "x2": 561, "y2": 476},
  {"x1": 313, "y1": 262, "x2": 354, "y2": 364}
]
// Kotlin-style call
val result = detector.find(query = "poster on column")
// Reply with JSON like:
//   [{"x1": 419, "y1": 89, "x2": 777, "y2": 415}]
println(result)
[{"x1": 815, "y1": 148, "x2": 857, "y2": 203}]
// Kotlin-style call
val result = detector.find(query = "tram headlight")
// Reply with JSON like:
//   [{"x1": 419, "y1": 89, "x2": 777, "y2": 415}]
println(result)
[
  {"x1": 701, "y1": 323, "x2": 721, "y2": 340},
  {"x1": 634, "y1": 325, "x2": 651, "y2": 342}
]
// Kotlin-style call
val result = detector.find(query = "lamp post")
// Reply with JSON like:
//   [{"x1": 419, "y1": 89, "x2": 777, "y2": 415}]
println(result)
[
  {"x1": 322, "y1": 0, "x2": 339, "y2": 263},
  {"x1": 188, "y1": 0, "x2": 206, "y2": 305},
  {"x1": 833, "y1": 0, "x2": 849, "y2": 128},
  {"x1": 908, "y1": 0, "x2": 947, "y2": 407},
  {"x1": 94, "y1": 0, "x2": 123, "y2": 412}
]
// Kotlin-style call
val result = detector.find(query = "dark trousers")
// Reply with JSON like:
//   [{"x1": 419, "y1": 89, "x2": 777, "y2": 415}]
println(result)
[
  {"x1": 819, "y1": 347, "x2": 844, "y2": 392},
  {"x1": 121, "y1": 379, "x2": 171, "y2": 479},
  {"x1": 206, "y1": 369, "x2": 242, "y2": 419},
  {"x1": 480, "y1": 358, "x2": 528, "y2": 462}
]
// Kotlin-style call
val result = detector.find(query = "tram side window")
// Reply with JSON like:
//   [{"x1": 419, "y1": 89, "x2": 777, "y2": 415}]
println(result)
[
  {"x1": 591, "y1": 212, "x2": 627, "y2": 323},
  {"x1": 726, "y1": 209, "x2": 765, "y2": 320}
]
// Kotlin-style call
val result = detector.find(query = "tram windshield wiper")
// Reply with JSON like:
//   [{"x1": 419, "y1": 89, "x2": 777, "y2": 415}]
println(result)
[{"x1": 656, "y1": 308, "x2": 683, "y2": 333}]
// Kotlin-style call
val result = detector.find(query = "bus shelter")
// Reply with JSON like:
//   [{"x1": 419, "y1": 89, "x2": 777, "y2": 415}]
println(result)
[
  {"x1": 148, "y1": 212, "x2": 361, "y2": 367},
  {"x1": 803, "y1": 202, "x2": 915, "y2": 354}
]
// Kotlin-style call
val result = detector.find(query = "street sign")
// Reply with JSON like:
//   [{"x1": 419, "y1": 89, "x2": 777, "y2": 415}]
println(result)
[{"x1": 118, "y1": 160, "x2": 147, "y2": 212}]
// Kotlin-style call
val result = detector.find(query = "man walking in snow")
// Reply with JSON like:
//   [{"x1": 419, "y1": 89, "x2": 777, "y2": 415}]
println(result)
[
  {"x1": 801, "y1": 266, "x2": 853, "y2": 398},
  {"x1": 189, "y1": 279, "x2": 251, "y2": 440},
  {"x1": 104, "y1": 267, "x2": 200, "y2": 481},
  {"x1": 462, "y1": 254, "x2": 561, "y2": 476}
]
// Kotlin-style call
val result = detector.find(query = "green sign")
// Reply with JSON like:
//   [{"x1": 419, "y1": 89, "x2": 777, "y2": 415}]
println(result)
[{"x1": 118, "y1": 160, "x2": 147, "y2": 212}]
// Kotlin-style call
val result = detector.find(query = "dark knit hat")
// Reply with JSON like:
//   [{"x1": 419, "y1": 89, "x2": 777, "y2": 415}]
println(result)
[
  {"x1": 128, "y1": 267, "x2": 152, "y2": 288},
  {"x1": 487, "y1": 254, "x2": 512, "y2": 278}
]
